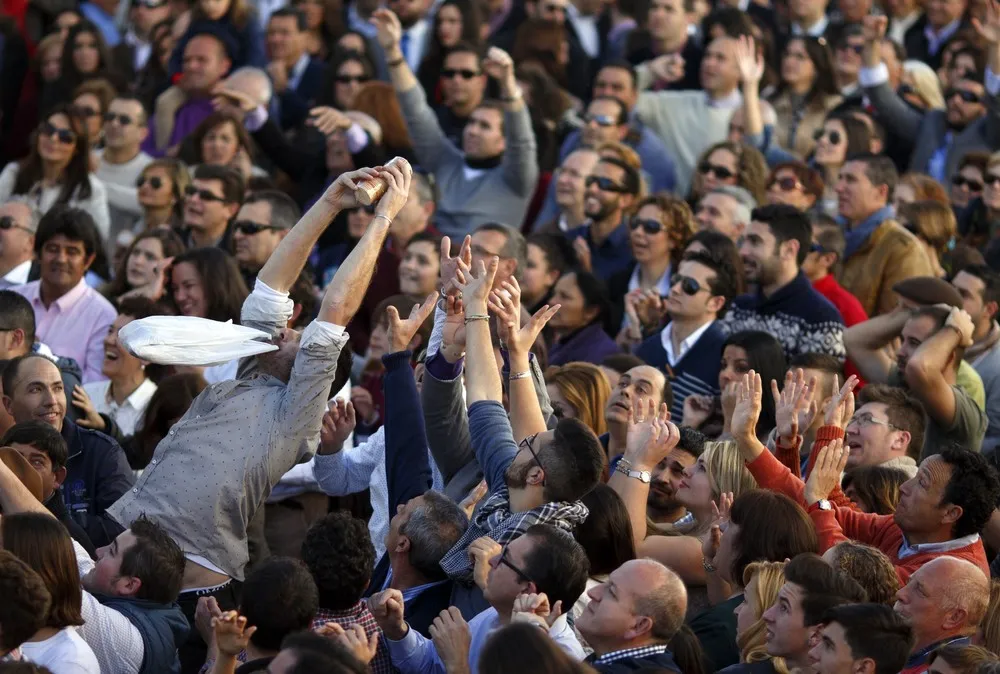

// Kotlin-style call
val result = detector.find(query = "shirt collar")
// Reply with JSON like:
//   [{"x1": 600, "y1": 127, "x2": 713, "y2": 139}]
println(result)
[
  {"x1": 661, "y1": 319, "x2": 715, "y2": 365},
  {"x1": 288, "y1": 52, "x2": 310, "y2": 88},
  {"x1": 925, "y1": 18, "x2": 961, "y2": 44},
  {"x1": 109, "y1": 378, "x2": 157, "y2": 410},
  {"x1": 898, "y1": 532, "x2": 981, "y2": 558},
  {"x1": 35, "y1": 278, "x2": 89, "y2": 312},
  {"x1": 2, "y1": 260, "x2": 32, "y2": 285},
  {"x1": 628, "y1": 264, "x2": 672, "y2": 296},
  {"x1": 594, "y1": 644, "x2": 669, "y2": 665},
  {"x1": 792, "y1": 14, "x2": 829, "y2": 36},
  {"x1": 706, "y1": 89, "x2": 743, "y2": 109}
]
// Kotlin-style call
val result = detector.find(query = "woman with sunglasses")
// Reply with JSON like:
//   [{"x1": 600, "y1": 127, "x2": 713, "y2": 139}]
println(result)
[
  {"x1": 765, "y1": 161, "x2": 824, "y2": 211},
  {"x1": 417, "y1": 0, "x2": 484, "y2": 96},
  {"x1": 688, "y1": 141, "x2": 768, "y2": 206},
  {"x1": 768, "y1": 36, "x2": 841, "y2": 159},
  {"x1": 812, "y1": 114, "x2": 872, "y2": 216},
  {"x1": 70, "y1": 78, "x2": 117, "y2": 146},
  {"x1": 102, "y1": 228, "x2": 185, "y2": 302},
  {"x1": 959, "y1": 155, "x2": 1000, "y2": 251},
  {"x1": 952, "y1": 151, "x2": 990, "y2": 211},
  {"x1": 896, "y1": 200, "x2": 956, "y2": 279},
  {"x1": 546, "y1": 270, "x2": 619, "y2": 367},
  {"x1": 134, "y1": 158, "x2": 191, "y2": 230},
  {"x1": 0, "y1": 105, "x2": 111, "y2": 240},
  {"x1": 320, "y1": 49, "x2": 375, "y2": 111}
]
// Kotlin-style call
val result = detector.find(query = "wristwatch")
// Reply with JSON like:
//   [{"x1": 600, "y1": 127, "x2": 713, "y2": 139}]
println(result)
[
  {"x1": 809, "y1": 499, "x2": 833, "y2": 512},
  {"x1": 614, "y1": 462, "x2": 651, "y2": 483}
]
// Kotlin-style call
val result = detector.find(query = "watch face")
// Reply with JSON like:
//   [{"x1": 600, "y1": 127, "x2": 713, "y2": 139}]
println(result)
[{"x1": 640, "y1": 471, "x2": 651, "y2": 483}]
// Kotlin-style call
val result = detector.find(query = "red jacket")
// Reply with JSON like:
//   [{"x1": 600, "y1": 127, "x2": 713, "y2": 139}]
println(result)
[
  {"x1": 746, "y1": 447, "x2": 989, "y2": 584},
  {"x1": 813, "y1": 274, "x2": 868, "y2": 386}
]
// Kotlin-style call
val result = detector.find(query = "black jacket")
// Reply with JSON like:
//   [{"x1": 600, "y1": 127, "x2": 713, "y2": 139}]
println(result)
[
  {"x1": 688, "y1": 593, "x2": 743, "y2": 672},
  {"x1": 589, "y1": 649, "x2": 682, "y2": 673}
]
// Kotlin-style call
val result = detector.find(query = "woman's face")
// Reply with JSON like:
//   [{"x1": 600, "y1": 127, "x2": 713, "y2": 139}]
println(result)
[
  {"x1": 813, "y1": 119, "x2": 847, "y2": 167},
  {"x1": 126, "y1": 237, "x2": 166, "y2": 288},
  {"x1": 676, "y1": 455, "x2": 714, "y2": 510},
  {"x1": 171, "y1": 261, "x2": 207, "y2": 318},
  {"x1": 202, "y1": 121, "x2": 240, "y2": 166},
  {"x1": 137, "y1": 167, "x2": 175, "y2": 209},
  {"x1": 718, "y1": 344, "x2": 750, "y2": 391},
  {"x1": 735, "y1": 574, "x2": 761, "y2": 637},
  {"x1": 72, "y1": 92, "x2": 103, "y2": 139},
  {"x1": 521, "y1": 243, "x2": 557, "y2": 305},
  {"x1": 37, "y1": 113, "x2": 77, "y2": 166},
  {"x1": 629, "y1": 204, "x2": 672, "y2": 266},
  {"x1": 297, "y1": 0, "x2": 325, "y2": 29},
  {"x1": 334, "y1": 59, "x2": 369, "y2": 109},
  {"x1": 699, "y1": 148, "x2": 739, "y2": 194},
  {"x1": 983, "y1": 165, "x2": 1000, "y2": 210},
  {"x1": 548, "y1": 273, "x2": 595, "y2": 332},
  {"x1": 546, "y1": 383, "x2": 578, "y2": 420},
  {"x1": 951, "y1": 164, "x2": 984, "y2": 209},
  {"x1": 892, "y1": 182, "x2": 916, "y2": 211},
  {"x1": 767, "y1": 167, "x2": 816, "y2": 210},
  {"x1": 781, "y1": 39, "x2": 817, "y2": 89},
  {"x1": 346, "y1": 207, "x2": 373, "y2": 238},
  {"x1": 199, "y1": 0, "x2": 231, "y2": 20},
  {"x1": 437, "y1": 4, "x2": 464, "y2": 47},
  {"x1": 368, "y1": 321, "x2": 390, "y2": 361},
  {"x1": 72, "y1": 30, "x2": 101, "y2": 73},
  {"x1": 102, "y1": 314, "x2": 145, "y2": 380},
  {"x1": 41, "y1": 43, "x2": 63, "y2": 82},
  {"x1": 398, "y1": 240, "x2": 440, "y2": 297}
]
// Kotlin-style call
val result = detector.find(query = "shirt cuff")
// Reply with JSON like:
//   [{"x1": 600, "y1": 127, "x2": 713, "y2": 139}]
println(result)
[
  {"x1": 425, "y1": 351, "x2": 464, "y2": 381},
  {"x1": 986, "y1": 67, "x2": 1000, "y2": 97},
  {"x1": 858, "y1": 63, "x2": 889, "y2": 88},
  {"x1": 301, "y1": 320, "x2": 347, "y2": 348},
  {"x1": 345, "y1": 123, "x2": 369, "y2": 153},
  {"x1": 244, "y1": 105, "x2": 269, "y2": 132},
  {"x1": 241, "y1": 279, "x2": 295, "y2": 326}
]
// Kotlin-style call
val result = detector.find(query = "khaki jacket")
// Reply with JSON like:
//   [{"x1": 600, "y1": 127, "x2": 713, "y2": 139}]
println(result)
[{"x1": 840, "y1": 219, "x2": 933, "y2": 316}]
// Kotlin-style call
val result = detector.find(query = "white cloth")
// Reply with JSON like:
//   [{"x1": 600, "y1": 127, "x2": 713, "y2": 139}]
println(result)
[
  {"x1": 0, "y1": 259, "x2": 32, "y2": 289},
  {"x1": 119, "y1": 316, "x2": 278, "y2": 365},
  {"x1": 83, "y1": 377, "x2": 158, "y2": 435},
  {"x1": 21, "y1": 628, "x2": 101, "y2": 674}
]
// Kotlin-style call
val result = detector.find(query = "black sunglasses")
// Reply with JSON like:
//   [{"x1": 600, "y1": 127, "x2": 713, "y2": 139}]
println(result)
[
  {"x1": 838, "y1": 43, "x2": 864, "y2": 54},
  {"x1": 945, "y1": 88, "x2": 982, "y2": 104},
  {"x1": 40, "y1": 121, "x2": 75, "y2": 144},
  {"x1": 769, "y1": 176, "x2": 803, "y2": 192},
  {"x1": 336, "y1": 74, "x2": 370, "y2": 84},
  {"x1": 985, "y1": 174, "x2": 1000, "y2": 187},
  {"x1": 670, "y1": 273, "x2": 706, "y2": 296},
  {"x1": 698, "y1": 162, "x2": 734, "y2": 180},
  {"x1": 441, "y1": 68, "x2": 480, "y2": 80},
  {"x1": 585, "y1": 113, "x2": 617, "y2": 127},
  {"x1": 0, "y1": 216, "x2": 31, "y2": 233},
  {"x1": 132, "y1": 0, "x2": 168, "y2": 7},
  {"x1": 234, "y1": 220, "x2": 284, "y2": 236},
  {"x1": 813, "y1": 128, "x2": 842, "y2": 144},
  {"x1": 105, "y1": 112, "x2": 134, "y2": 126},
  {"x1": 136, "y1": 175, "x2": 163, "y2": 189},
  {"x1": 498, "y1": 546, "x2": 535, "y2": 584},
  {"x1": 630, "y1": 218, "x2": 664, "y2": 234},
  {"x1": 184, "y1": 185, "x2": 226, "y2": 202},
  {"x1": 70, "y1": 105, "x2": 99, "y2": 118},
  {"x1": 952, "y1": 175, "x2": 984, "y2": 192},
  {"x1": 585, "y1": 175, "x2": 630, "y2": 193},
  {"x1": 542, "y1": 2, "x2": 566, "y2": 12}
]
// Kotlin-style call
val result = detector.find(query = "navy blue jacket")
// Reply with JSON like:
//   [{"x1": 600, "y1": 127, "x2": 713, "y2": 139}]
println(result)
[
  {"x1": 590, "y1": 649, "x2": 682, "y2": 673},
  {"x1": 277, "y1": 57, "x2": 326, "y2": 130},
  {"x1": 95, "y1": 594, "x2": 190, "y2": 674},
  {"x1": 61, "y1": 419, "x2": 134, "y2": 548},
  {"x1": 635, "y1": 321, "x2": 727, "y2": 421}
]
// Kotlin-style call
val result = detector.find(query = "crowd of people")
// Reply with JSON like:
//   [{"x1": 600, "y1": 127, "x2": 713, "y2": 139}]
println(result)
[{"x1": 3, "y1": 0, "x2": 1000, "y2": 671}]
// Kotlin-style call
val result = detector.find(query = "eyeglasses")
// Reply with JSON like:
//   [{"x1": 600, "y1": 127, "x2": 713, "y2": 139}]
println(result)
[
  {"x1": 39, "y1": 121, "x2": 75, "y2": 144},
  {"x1": 585, "y1": 175, "x2": 630, "y2": 193},
  {"x1": 838, "y1": 43, "x2": 864, "y2": 55},
  {"x1": 698, "y1": 162, "x2": 735, "y2": 180},
  {"x1": 945, "y1": 88, "x2": 982, "y2": 104},
  {"x1": 233, "y1": 220, "x2": 285, "y2": 236},
  {"x1": 848, "y1": 412, "x2": 896, "y2": 429},
  {"x1": 809, "y1": 242, "x2": 827, "y2": 254},
  {"x1": 585, "y1": 113, "x2": 617, "y2": 127},
  {"x1": 629, "y1": 218, "x2": 664, "y2": 234},
  {"x1": 70, "y1": 105, "x2": 99, "y2": 118},
  {"x1": 986, "y1": 174, "x2": 1000, "y2": 187},
  {"x1": 136, "y1": 175, "x2": 163, "y2": 189},
  {"x1": 441, "y1": 68, "x2": 480, "y2": 79},
  {"x1": 335, "y1": 74, "x2": 370, "y2": 84},
  {"x1": 769, "y1": 176, "x2": 803, "y2": 192},
  {"x1": 184, "y1": 185, "x2": 226, "y2": 202},
  {"x1": 0, "y1": 216, "x2": 32, "y2": 234},
  {"x1": 132, "y1": 0, "x2": 168, "y2": 8},
  {"x1": 670, "y1": 273, "x2": 706, "y2": 295},
  {"x1": 814, "y1": 128, "x2": 842, "y2": 144},
  {"x1": 518, "y1": 432, "x2": 546, "y2": 485},
  {"x1": 105, "y1": 112, "x2": 134, "y2": 126},
  {"x1": 498, "y1": 546, "x2": 535, "y2": 584},
  {"x1": 952, "y1": 175, "x2": 984, "y2": 192}
]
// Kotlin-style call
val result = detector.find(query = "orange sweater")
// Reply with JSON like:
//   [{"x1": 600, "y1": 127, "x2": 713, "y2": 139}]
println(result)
[{"x1": 773, "y1": 426, "x2": 856, "y2": 510}]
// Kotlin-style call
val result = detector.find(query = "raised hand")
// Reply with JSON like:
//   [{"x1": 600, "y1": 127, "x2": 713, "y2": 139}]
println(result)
[
  {"x1": 266, "y1": 60, "x2": 289, "y2": 92},
  {"x1": 648, "y1": 53, "x2": 686, "y2": 84},
  {"x1": 972, "y1": 0, "x2": 1000, "y2": 44},
  {"x1": 772, "y1": 369, "x2": 818, "y2": 443},
  {"x1": 72, "y1": 385, "x2": 106, "y2": 431},
  {"x1": 862, "y1": 14, "x2": 888, "y2": 43},
  {"x1": 210, "y1": 85, "x2": 257, "y2": 115},
  {"x1": 625, "y1": 399, "x2": 679, "y2": 471},
  {"x1": 702, "y1": 491, "x2": 733, "y2": 565},
  {"x1": 467, "y1": 536, "x2": 501, "y2": 590},
  {"x1": 429, "y1": 608, "x2": 472, "y2": 674},
  {"x1": 369, "y1": 589, "x2": 407, "y2": 641},
  {"x1": 387, "y1": 291, "x2": 439, "y2": 354},
  {"x1": 371, "y1": 8, "x2": 402, "y2": 51},
  {"x1": 440, "y1": 295, "x2": 467, "y2": 362},
  {"x1": 307, "y1": 106, "x2": 353, "y2": 136},
  {"x1": 512, "y1": 592, "x2": 562, "y2": 628},
  {"x1": 730, "y1": 372, "x2": 763, "y2": 442},
  {"x1": 321, "y1": 166, "x2": 381, "y2": 211},
  {"x1": 946, "y1": 307, "x2": 975, "y2": 348},
  {"x1": 488, "y1": 278, "x2": 560, "y2": 358},
  {"x1": 440, "y1": 235, "x2": 472, "y2": 297},
  {"x1": 573, "y1": 237, "x2": 592, "y2": 273},
  {"x1": 316, "y1": 623, "x2": 380, "y2": 665},
  {"x1": 734, "y1": 35, "x2": 764, "y2": 85},
  {"x1": 823, "y1": 375, "x2": 858, "y2": 429},
  {"x1": 318, "y1": 398, "x2": 356, "y2": 455},
  {"x1": 120, "y1": 256, "x2": 173, "y2": 302},
  {"x1": 804, "y1": 438, "x2": 849, "y2": 505},
  {"x1": 454, "y1": 257, "x2": 499, "y2": 315},
  {"x1": 211, "y1": 610, "x2": 257, "y2": 657},
  {"x1": 459, "y1": 480, "x2": 488, "y2": 518},
  {"x1": 630, "y1": 289, "x2": 667, "y2": 331},
  {"x1": 482, "y1": 47, "x2": 516, "y2": 89},
  {"x1": 682, "y1": 394, "x2": 714, "y2": 429},
  {"x1": 195, "y1": 596, "x2": 223, "y2": 644},
  {"x1": 373, "y1": 158, "x2": 413, "y2": 222}
]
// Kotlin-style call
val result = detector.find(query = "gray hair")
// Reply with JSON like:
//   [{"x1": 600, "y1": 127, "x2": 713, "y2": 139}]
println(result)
[
  {"x1": 225, "y1": 67, "x2": 274, "y2": 106},
  {"x1": 412, "y1": 172, "x2": 436, "y2": 206},
  {"x1": 476, "y1": 222, "x2": 527, "y2": 282},
  {"x1": 400, "y1": 490, "x2": 469, "y2": 580},
  {"x1": 708, "y1": 185, "x2": 756, "y2": 226},
  {"x1": 2, "y1": 196, "x2": 41, "y2": 233}
]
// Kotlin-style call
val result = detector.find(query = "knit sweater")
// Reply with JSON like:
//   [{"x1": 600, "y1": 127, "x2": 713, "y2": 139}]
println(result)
[
  {"x1": 721, "y1": 272, "x2": 846, "y2": 360},
  {"x1": 95, "y1": 148, "x2": 153, "y2": 245},
  {"x1": 635, "y1": 321, "x2": 726, "y2": 420},
  {"x1": 398, "y1": 85, "x2": 538, "y2": 237}
]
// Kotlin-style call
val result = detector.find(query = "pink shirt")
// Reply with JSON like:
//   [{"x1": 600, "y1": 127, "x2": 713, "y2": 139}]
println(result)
[{"x1": 14, "y1": 279, "x2": 117, "y2": 383}]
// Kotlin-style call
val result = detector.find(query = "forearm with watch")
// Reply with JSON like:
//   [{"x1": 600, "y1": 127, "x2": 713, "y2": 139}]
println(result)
[
  {"x1": 608, "y1": 449, "x2": 655, "y2": 545},
  {"x1": 497, "y1": 73, "x2": 524, "y2": 112}
]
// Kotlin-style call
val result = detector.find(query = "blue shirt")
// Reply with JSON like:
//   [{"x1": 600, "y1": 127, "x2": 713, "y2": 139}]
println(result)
[
  {"x1": 566, "y1": 222, "x2": 633, "y2": 279},
  {"x1": 80, "y1": 2, "x2": 121, "y2": 46}
]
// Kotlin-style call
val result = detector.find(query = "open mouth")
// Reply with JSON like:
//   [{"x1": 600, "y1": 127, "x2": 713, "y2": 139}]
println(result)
[{"x1": 104, "y1": 349, "x2": 120, "y2": 362}]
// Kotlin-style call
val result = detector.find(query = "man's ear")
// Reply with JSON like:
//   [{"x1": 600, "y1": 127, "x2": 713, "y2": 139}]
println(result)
[
  {"x1": 53, "y1": 466, "x2": 67, "y2": 489},
  {"x1": 82, "y1": 252, "x2": 97, "y2": 273},
  {"x1": 395, "y1": 535, "x2": 412, "y2": 555},
  {"x1": 527, "y1": 465, "x2": 545, "y2": 487},
  {"x1": 3, "y1": 395, "x2": 13, "y2": 418}
]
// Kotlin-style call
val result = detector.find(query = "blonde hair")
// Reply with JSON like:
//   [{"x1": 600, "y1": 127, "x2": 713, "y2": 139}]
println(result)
[
  {"x1": 545, "y1": 363, "x2": 611, "y2": 436},
  {"x1": 903, "y1": 60, "x2": 946, "y2": 110},
  {"x1": 978, "y1": 580, "x2": 1000, "y2": 654},
  {"x1": 703, "y1": 440, "x2": 758, "y2": 502},
  {"x1": 738, "y1": 561, "x2": 790, "y2": 674}
]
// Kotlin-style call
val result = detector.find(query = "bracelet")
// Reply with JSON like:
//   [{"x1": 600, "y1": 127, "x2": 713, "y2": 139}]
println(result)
[
  {"x1": 373, "y1": 214, "x2": 391, "y2": 224},
  {"x1": 702, "y1": 557, "x2": 716, "y2": 573},
  {"x1": 464, "y1": 314, "x2": 489, "y2": 323},
  {"x1": 509, "y1": 370, "x2": 531, "y2": 380}
]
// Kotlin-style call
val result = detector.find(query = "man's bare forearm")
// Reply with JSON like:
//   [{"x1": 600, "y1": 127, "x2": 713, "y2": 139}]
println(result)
[
  {"x1": 319, "y1": 216, "x2": 391, "y2": 325},
  {"x1": 258, "y1": 198, "x2": 342, "y2": 294},
  {"x1": 0, "y1": 462, "x2": 53, "y2": 516}
]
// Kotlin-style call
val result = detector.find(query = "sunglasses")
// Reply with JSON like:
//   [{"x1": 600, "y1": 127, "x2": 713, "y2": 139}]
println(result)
[
  {"x1": 585, "y1": 113, "x2": 617, "y2": 127},
  {"x1": 136, "y1": 175, "x2": 163, "y2": 189},
  {"x1": 769, "y1": 176, "x2": 803, "y2": 192},
  {"x1": 105, "y1": 112, "x2": 134, "y2": 126},
  {"x1": 838, "y1": 43, "x2": 864, "y2": 54},
  {"x1": 184, "y1": 185, "x2": 226, "y2": 202},
  {"x1": 814, "y1": 128, "x2": 842, "y2": 144},
  {"x1": 671, "y1": 273, "x2": 706, "y2": 296},
  {"x1": 0, "y1": 216, "x2": 32, "y2": 233},
  {"x1": 70, "y1": 105, "x2": 99, "y2": 118},
  {"x1": 629, "y1": 218, "x2": 664, "y2": 234},
  {"x1": 952, "y1": 175, "x2": 984, "y2": 191},
  {"x1": 441, "y1": 68, "x2": 480, "y2": 79},
  {"x1": 233, "y1": 220, "x2": 284, "y2": 236},
  {"x1": 132, "y1": 0, "x2": 168, "y2": 7},
  {"x1": 945, "y1": 88, "x2": 982, "y2": 104},
  {"x1": 698, "y1": 162, "x2": 735, "y2": 180},
  {"x1": 336, "y1": 74, "x2": 370, "y2": 84},
  {"x1": 986, "y1": 174, "x2": 1000, "y2": 187},
  {"x1": 585, "y1": 175, "x2": 630, "y2": 193},
  {"x1": 40, "y1": 121, "x2": 75, "y2": 144}
]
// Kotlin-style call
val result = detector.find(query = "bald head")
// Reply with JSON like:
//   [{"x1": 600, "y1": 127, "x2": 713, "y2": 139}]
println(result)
[
  {"x1": 927, "y1": 557, "x2": 990, "y2": 625},
  {"x1": 895, "y1": 556, "x2": 990, "y2": 650},
  {"x1": 630, "y1": 559, "x2": 688, "y2": 641}
]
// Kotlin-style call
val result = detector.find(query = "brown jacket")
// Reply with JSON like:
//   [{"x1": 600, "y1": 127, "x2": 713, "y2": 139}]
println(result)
[{"x1": 840, "y1": 219, "x2": 933, "y2": 316}]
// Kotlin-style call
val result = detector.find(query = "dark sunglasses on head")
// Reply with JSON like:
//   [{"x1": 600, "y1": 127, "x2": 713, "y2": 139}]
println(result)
[
  {"x1": 233, "y1": 220, "x2": 284, "y2": 236},
  {"x1": 0, "y1": 216, "x2": 31, "y2": 233},
  {"x1": 585, "y1": 175, "x2": 630, "y2": 193},
  {"x1": 336, "y1": 74, "x2": 370, "y2": 84},
  {"x1": 946, "y1": 88, "x2": 982, "y2": 104},
  {"x1": 441, "y1": 68, "x2": 480, "y2": 80},
  {"x1": 105, "y1": 112, "x2": 134, "y2": 126},
  {"x1": 698, "y1": 162, "x2": 734, "y2": 180},
  {"x1": 986, "y1": 174, "x2": 1000, "y2": 187},
  {"x1": 769, "y1": 176, "x2": 803, "y2": 192},
  {"x1": 40, "y1": 121, "x2": 75, "y2": 144},
  {"x1": 813, "y1": 128, "x2": 842, "y2": 144},
  {"x1": 952, "y1": 175, "x2": 984, "y2": 191},
  {"x1": 671, "y1": 273, "x2": 705, "y2": 296},
  {"x1": 629, "y1": 218, "x2": 664, "y2": 234},
  {"x1": 70, "y1": 105, "x2": 98, "y2": 118},
  {"x1": 184, "y1": 185, "x2": 226, "y2": 202},
  {"x1": 585, "y1": 113, "x2": 617, "y2": 127},
  {"x1": 136, "y1": 175, "x2": 163, "y2": 189}
]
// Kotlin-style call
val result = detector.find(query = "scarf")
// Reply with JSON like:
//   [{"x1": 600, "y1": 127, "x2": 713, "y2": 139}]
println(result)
[
  {"x1": 464, "y1": 153, "x2": 504, "y2": 170},
  {"x1": 841, "y1": 205, "x2": 895, "y2": 260},
  {"x1": 966, "y1": 320, "x2": 1000, "y2": 362}
]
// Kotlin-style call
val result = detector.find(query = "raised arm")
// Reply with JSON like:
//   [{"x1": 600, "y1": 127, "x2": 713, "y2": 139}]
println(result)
[
  {"x1": 480, "y1": 47, "x2": 538, "y2": 196},
  {"x1": 458, "y1": 258, "x2": 503, "y2": 405},
  {"x1": 859, "y1": 16, "x2": 923, "y2": 140},
  {"x1": 734, "y1": 35, "x2": 765, "y2": 140},
  {"x1": 843, "y1": 308, "x2": 910, "y2": 383},
  {"x1": 904, "y1": 308, "x2": 972, "y2": 428}
]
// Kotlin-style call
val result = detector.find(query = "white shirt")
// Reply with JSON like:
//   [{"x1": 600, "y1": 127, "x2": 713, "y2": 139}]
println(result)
[
  {"x1": 661, "y1": 319, "x2": 715, "y2": 367},
  {"x1": 0, "y1": 259, "x2": 32, "y2": 289},
  {"x1": 566, "y1": 3, "x2": 600, "y2": 58},
  {"x1": 399, "y1": 18, "x2": 430, "y2": 71},
  {"x1": 83, "y1": 377, "x2": 158, "y2": 436},
  {"x1": 21, "y1": 628, "x2": 101, "y2": 674},
  {"x1": 287, "y1": 52, "x2": 311, "y2": 92}
]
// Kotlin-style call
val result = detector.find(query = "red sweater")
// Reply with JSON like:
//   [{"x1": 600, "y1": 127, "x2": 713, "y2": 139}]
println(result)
[
  {"x1": 746, "y1": 447, "x2": 990, "y2": 584},
  {"x1": 813, "y1": 274, "x2": 868, "y2": 386}
]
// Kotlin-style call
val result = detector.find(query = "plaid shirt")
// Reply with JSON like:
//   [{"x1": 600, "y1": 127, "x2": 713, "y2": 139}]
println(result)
[
  {"x1": 592, "y1": 644, "x2": 670, "y2": 666},
  {"x1": 312, "y1": 602, "x2": 394, "y2": 674}
]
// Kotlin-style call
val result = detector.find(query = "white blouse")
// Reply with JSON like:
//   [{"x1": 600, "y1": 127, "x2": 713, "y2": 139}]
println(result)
[{"x1": 0, "y1": 163, "x2": 111, "y2": 241}]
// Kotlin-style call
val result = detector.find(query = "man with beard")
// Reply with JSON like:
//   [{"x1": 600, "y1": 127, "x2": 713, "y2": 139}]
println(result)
[
  {"x1": 568, "y1": 157, "x2": 640, "y2": 278},
  {"x1": 646, "y1": 427, "x2": 705, "y2": 527},
  {"x1": 951, "y1": 265, "x2": 1000, "y2": 453},
  {"x1": 722, "y1": 204, "x2": 845, "y2": 360},
  {"x1": 845, "y1": 304, "x2": 987, "y2": 455}
]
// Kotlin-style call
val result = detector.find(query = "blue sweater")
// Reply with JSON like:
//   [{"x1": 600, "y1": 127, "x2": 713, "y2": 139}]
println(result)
[
  {"x1": 721, "y1": 272, "x2": 846, "y2": 360},
  {"x1": 634, "y1": 321, "x2": 727, "y2": 420}
]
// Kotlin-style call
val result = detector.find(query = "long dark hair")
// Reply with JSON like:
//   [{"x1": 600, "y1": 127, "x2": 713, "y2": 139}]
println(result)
[
  {"x1": 417, "y1": 0, "x2": 483, "y2": 88},
  {"x1": 319, "y1": 48, "x2": 375, "y2": 108},
  {"x1": 723, "y1": 331, "x2": 787, "y2": 436},
  {"x1": 130, "y1": 372, "x2": 208, "y2": 470},
  {"x1": 773, "y1": 36, "x2": 840, "y2": 108},
  {"x1": 13, "y1": 105, "x2": 94, "y2": 203},
  {"x1": 58, "y1": 21, "x2": 115, "y2": 93},
  {"x1": 480, "y1": 623, "x2": 593, "y2": 674},
  {"x1": 574, "y1": 484, "x2": 637, "y2": 576},
  {"x1": 169, "y1": 247, "x2": 249, "y2": 322},
  {"x1": 103, "y1": 229, "x2": 186, "y2": 300},
  {"x1": 570, "y1": 270, "x2": 614, "y2": 335}
]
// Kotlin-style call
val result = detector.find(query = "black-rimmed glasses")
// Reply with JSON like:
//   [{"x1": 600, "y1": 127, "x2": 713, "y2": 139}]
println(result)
[
  {"x1": 519, "y1": 432, "x2": 546, "y2": 486},
  {"x1": 498, "y1": 546, "x2": 535, "y2": 584}
]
